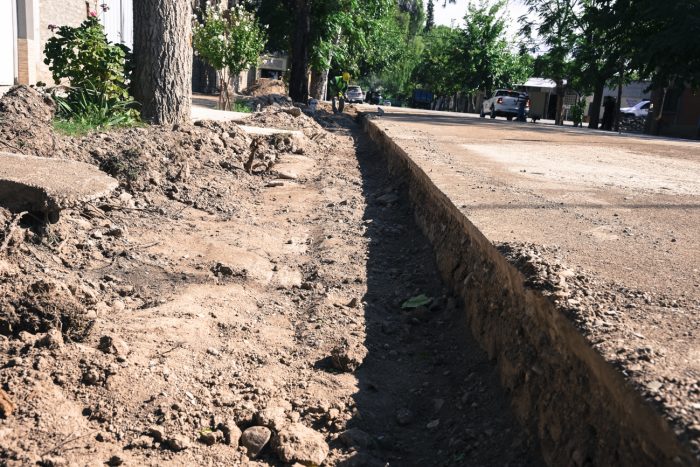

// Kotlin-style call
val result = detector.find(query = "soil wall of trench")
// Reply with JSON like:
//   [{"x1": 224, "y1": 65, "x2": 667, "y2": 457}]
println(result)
[{"x1": 361, "y1": 115, "x2": 697, "y2": 466}]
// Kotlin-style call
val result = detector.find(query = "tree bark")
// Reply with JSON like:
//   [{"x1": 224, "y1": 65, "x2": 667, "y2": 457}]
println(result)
[
  {"x1": 309, "y1": 68, "x2": 329, "y2": 101},
  {"x1": 588, "y1": 81, "x2": 604, "y2": 129},
  {"x1": 614, "y1": 66, "x2": 624, "y2": 132},
  {"x1": 133, "y1": 0, "x2": 193, "y2": 125},
  {"x1": 555, "y1": 80, "x2": 565, "y2": 125},
  {"x1": 646, "y1": 86, "x2": 667, "y2": 136},
  {"x1": 289, "y1": 0, "x2": 311, "y2": 103}
]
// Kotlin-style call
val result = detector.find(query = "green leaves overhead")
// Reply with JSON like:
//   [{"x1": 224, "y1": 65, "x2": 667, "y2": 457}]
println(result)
[{"x1": 413, "y1": 1, "x2": 532, "y2": 97}]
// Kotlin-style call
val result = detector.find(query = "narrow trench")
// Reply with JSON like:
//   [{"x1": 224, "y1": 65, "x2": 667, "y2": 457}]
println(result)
[{"x1": 325, "y1": 118, "x2": 543, "y2": 466}]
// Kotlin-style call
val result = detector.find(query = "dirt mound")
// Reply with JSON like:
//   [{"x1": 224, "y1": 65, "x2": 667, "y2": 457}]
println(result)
[
  {"x1": 244, "y1": 106, "x2": 323, "y2": 135},
  {"x1": 245, "y1": 78, "x2": 287, "y2": 97},
  {"x1": 0, "y1": 86, "x2": 326, "y2": 215},
  {"x1": 0, "y1": 85, "x2": 67, "y2": 157}
]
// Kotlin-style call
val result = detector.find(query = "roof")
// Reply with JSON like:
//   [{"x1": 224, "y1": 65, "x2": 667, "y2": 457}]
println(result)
[{"x1": 521, "y1": 77, "x2": 568, "y2": 89}]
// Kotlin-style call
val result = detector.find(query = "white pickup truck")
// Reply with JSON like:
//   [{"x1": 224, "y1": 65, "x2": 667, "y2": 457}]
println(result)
[{"x1": 480, "y1": 90, "x2": 530, "y2": 121}]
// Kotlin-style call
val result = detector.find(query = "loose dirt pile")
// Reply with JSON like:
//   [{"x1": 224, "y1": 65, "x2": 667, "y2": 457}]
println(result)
[
  {"x1": 244, "y1": 79, "x2": 292, "y2": 109},
  {"x1": 0, "y1": 87, "x2": 540, "y2": 466},
  {"x1": 245, "y1": 79, "x2": 287, "y2": 98}
]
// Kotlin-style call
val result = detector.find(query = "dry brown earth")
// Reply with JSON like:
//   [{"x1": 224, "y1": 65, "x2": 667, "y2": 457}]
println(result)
[{"x1": 0, "y1": 89, "x2": 541, "y2": 466}]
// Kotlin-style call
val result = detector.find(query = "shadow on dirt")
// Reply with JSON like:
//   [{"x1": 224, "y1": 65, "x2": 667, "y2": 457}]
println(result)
[{"x1": 326, "y1": 116, "x2": 543, "y2": 466}]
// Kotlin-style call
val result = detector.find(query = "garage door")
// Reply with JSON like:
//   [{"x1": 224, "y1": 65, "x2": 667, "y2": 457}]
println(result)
[{"x1": 0, "y1": 0, "x2": 15, "y2": 85}]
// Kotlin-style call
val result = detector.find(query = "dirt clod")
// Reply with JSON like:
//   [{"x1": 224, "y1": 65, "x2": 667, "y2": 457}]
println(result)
[
  {"x1": 241, "y1": 426, "x2": 272, "y2": 458},
  {"x1": 273, "y1": 423, "x2": 329, "y2": 466},
  {"x1": 330, "y1": 339, "x2": 367, "y2": 373}
]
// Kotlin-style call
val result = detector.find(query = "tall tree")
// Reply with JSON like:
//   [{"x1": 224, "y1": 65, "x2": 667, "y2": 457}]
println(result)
[
  {"x1": 133, "y1": 0, "x2": 193, "y2": 124},
  {"x1": 521, "y1": 0, "x2": 582, "y2": 125},
  {"x1": 289, "y1": 0, "x2": 312, "y2": 103},
  {"x1": 425, "y1": 0, "x2": 435, "y2": 31}
]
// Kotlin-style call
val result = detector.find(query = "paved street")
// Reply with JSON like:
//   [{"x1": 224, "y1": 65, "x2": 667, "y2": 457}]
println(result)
[{"x1": 366, "y1": 106, "x2": 700, "y2": 441}]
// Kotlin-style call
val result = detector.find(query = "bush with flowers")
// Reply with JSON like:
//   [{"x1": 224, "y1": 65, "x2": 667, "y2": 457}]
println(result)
[
  {"x1": 192, "y1": 5, "x2": 267, "y2": 111},
  {"x1": 44, "y1": 8, "x2": 138, "y2": 131}
]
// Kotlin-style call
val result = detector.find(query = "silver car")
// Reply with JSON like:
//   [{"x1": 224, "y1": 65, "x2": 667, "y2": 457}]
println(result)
[{"x1": 346, "y1": 86, "x2": 364, "y2": 104}]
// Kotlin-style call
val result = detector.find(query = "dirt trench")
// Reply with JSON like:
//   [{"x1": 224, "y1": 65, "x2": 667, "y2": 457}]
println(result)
[{"x1": 0, "y1": 106, "x2": 541, "y2": 466}]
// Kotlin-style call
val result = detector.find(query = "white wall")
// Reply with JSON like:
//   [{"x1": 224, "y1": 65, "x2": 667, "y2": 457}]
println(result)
[
  {"x1": 101, "y1": 0, "x2": 133, "y2": 49},
  {"x1": 0, "y1": 0, "x2": 17, "y2": 85}
]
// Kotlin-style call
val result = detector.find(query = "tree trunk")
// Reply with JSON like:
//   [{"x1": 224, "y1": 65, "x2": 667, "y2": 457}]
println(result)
[
  {"x1": 309, "y1": 68, "x2": 329, "y2": 101},
  {"x1": 133, "y1": 0, "x2": 193, "y2": 125},
  {"x1": 588, "y1": 81, "x2": 604, "y2": 129},
  {"x1": 289, "y1": 0, "x2": 311, "y2": 103},
  {"x1": 555, "y1": 81, "x2": 565, "y2": 125},
  {"x1": 614, "y1": 66, "x2": 624, "y2": 132},
  {"x1": 646, "y1": 86, "x2": 667, "y2": 136}
]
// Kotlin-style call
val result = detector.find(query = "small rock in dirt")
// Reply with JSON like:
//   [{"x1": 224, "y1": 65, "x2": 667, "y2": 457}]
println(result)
[
  {"x1": 0, "y1": 389, "x2": 15, "y2": 418},
  {"x1": 165, "y1": 435, "x2": 191, "y2": 452},
  {"x1": 81, "y1": 367, "x2": 102, "y2": 386},
  {"x1": 241, "y1": 426, "x2": 271, "y2": 458},
  {"x1": 219, "y1": 419, "x2": 242, "y2": 447},
  {"x1": 206, "y1": 347, "x2": 220, "y2": 356},
  {"x1": 281, "y1": 107, "x2": 302, "y2": 118},
  {"x1": 426, "y1": 419, "x2": 440, "y2": 429},
  {"x1": 347, "y1": 297, "x2": 359, "y2": 308},
  {"x1": 199, "y1": 430, "x2": 224, "y2": 446},
  {"x1": 35, "y1": 329, "x2": 64, "y2": 350},
  {"x1": 395, "y1": 408, "x2": 414, "y2": 426},
  {"x1": 211, "y1": 262, "x2": 246, "y2": 278},
  {"x1": 276, "y1": 170, "x2": 298, "y2": 180},
  {"x1": 105, "y1": 227, "x2": 126, "y2": 238},
  {"x1": 147, "y1": 426, "x2": 165, "y2": 442},
  {"x1": 130, "y1": 435, "x2": 154, "y2": 449},
  {"x1": 273, "y1": 423, "x2": 329, "y2": 466},
  {"x1": 338, "y1": 428, "x2": 375, "y2": 449},
  {"x1": 255, "y1": 406, "x2": 289, "y2": 431},
  {"x1": 376, "y1": 193, "x2": 400, "y2": 205},
  {"x1": 106, "y1": 455, "x2": 124, "y2": 466},
  {"x1": 647, "y1": 381, "x2": 663, "y2": 393},
  {"x1": 98, "y1": 334, "x2": 130, "y2": 359},
  {"x1": 331, "y1": 339, "x2": 367, "y2": 373}
]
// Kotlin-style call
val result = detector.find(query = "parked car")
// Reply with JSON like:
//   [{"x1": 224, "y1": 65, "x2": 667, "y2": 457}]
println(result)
[
  {"x1": 620, "y1": 99, "x2": 650, "y2": 118},
  {"x1": 346, "y1": 86, "x2": 364, "y2": 104},
  {"x1": 411, "y1": 89, "x2": 433, "y2": 109},
  {"x1": 366, "y1": 90, "x2": 383, "y2": 105},
  {"x1": 481, "y1": 90, "x2": 530, "y2": 120}
]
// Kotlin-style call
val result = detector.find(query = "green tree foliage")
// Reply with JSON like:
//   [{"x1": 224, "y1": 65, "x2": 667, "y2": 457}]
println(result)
[
  {"x1": 412, "y1": 1, "x2": 531, "y2": 106},
  {"x1": 631, "y1": 0, "x2": 700, "y2": 88},
  {"x1": 412, "y1": 26, "x2": 461, "y2": 97},
  {"x1": 425, "y1": 0, "x2": 435, "y2": 31},
  {"x1": 192, "y1": 5, "x2": 267, "y2": 110},
  {"x1": 520, "y1": 0, "x2": 582, "y2": 124}
]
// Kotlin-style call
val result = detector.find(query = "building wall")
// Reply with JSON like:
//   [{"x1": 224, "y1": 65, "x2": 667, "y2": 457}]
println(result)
[
  {"x1": 37, "y1": 0, "x2": 89, "y2": 84},
  {"x1": 659, "y1": 87, "x2": 700, "y2": 140}
]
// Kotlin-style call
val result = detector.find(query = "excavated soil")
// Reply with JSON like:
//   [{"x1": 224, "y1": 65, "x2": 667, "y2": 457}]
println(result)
[{"x1": 0, "y1": 88, "x2": 541, "y2": 466}]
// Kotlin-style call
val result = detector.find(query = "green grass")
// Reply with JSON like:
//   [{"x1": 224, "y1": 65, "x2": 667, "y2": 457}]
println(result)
[
  {"x1": 52, "y1": 118, "x2": 144, "y2": 136},
  {"x1": 233, "y1": 102, "x2": 253, "y2": 113},
  {"x1": 52, "y1": 119, "x2": 101, "y2": 136},
  {"x1": 219, "y1": 101, "x2": 252, "y2": 113}
]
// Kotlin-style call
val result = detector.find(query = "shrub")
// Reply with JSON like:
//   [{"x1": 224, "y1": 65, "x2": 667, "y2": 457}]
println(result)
[{"x1": 44, "y1": 15, "x2": 137, "y2": 129}]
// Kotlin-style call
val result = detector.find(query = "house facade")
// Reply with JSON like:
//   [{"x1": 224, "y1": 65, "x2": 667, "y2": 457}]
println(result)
[{"x1": 1, "y1": 0, "x2": 91, "y2": 87}]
